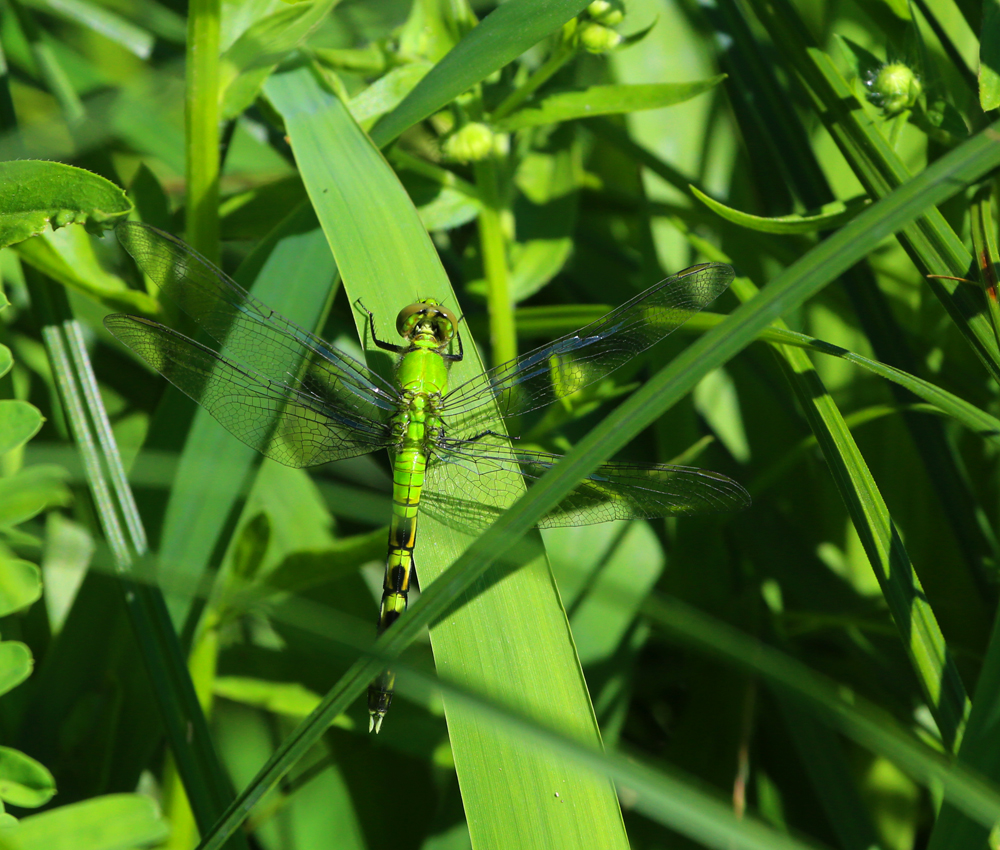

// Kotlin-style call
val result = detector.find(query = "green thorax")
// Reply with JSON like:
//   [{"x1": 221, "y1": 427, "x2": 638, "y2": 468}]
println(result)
[
  {"x1": 390, "y1": 300, "x2": 458, "y2": 449},
  {"x1": 394, "y1": 299, "x2": 457, "y2": 397}
]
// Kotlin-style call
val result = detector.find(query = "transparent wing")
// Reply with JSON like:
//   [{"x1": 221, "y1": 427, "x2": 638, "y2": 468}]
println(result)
[
  {"x1": 104, "y1": 316, "x2": 393, "y2": 467},
  {"x1": 116, "y1": 222, "x2": 400, "y2": 421},
  {"x1": 442, "y1": 263, "x2": 734, "y2": 436},
  {"x1": 421, "y1": 443, "x2": 750, "y2": 531}
]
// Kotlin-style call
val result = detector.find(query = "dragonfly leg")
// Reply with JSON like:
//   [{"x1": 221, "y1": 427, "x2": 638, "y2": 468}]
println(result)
[
  {"x1": 455, "y1": 428, "x2": 512, "y2": 444},
  {"x1": 441, "y1": 328, "x2": 464, "y2": 362},
  {"x1": 357, "y1": 299, "x2": 407, "y2": 355}
]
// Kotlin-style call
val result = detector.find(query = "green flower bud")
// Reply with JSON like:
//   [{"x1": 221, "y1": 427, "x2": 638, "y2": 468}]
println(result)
[
  {"x1": 587, "y1": 0, "x2": 624, "y2": 26},
  {"x1": 868, "y1": 62, "x2": 922, "y2": 115},
  {"x1": 442, "y1": 122, "x2": 495, "y2": 162},
  {"x1": 577, "y1": 21, "x2": 622, "y2": 54}
]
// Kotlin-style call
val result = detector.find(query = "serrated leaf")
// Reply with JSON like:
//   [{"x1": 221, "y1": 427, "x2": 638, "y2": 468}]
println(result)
[
  {"x1": 692, "y1": 186, "x2": 870, "y2": 233},
  {"x1": 0, "y1": 403, "x2": 42, "y2": 457},
  {"x1": 0, "y1": 560, "x2": 40, "y2": 618},
  {"x1": 493, "y1": 78, "x2": 726, "y2": 131},
  {"x1": 0, "y1": 749, "x2": 53, "y2": 809},
  {"x1": 0, "y1": 162, "x2": 131, "y2": 249}
]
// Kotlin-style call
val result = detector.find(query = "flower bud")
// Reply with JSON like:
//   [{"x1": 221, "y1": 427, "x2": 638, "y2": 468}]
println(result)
[
  {"x1": 577, "y1": 21, "x2": 622, "y2": 54},
  {"x1": 442, "y1": 122, "x2": 495, "y2": 162},
  {"x1": 587, "y1": 0, "x2": 624, "y2": 26},
  {"x1": 868, "y1": 62, "x2": 922, "y2": 115}
]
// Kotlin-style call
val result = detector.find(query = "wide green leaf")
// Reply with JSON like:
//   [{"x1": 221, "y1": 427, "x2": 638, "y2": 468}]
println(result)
[{"x1": 263, "y1": 58, "x2": 627, "y2": 850}]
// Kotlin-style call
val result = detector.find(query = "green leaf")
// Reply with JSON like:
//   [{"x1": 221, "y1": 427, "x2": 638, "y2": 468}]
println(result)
[
  {"x1": 493, "y1": 78, "x2": 727, "y2": 131},
  {"x1": 253, "y1": 59, "x2": 629, "y2": 850},
  {"x1": 347, "y1": 62, "x2": 433, "y2": 127},
  {"x1": 0, "y1": 747, "x2": 54, "y2": 808},
  {"x1": 15, "y1": 232, "x2": 158, "y2": 314},
  {"x1": 262, "y1": 528, "x2": 385, "y2": 596},
  {"x1": 19, "y1": 0, "x2": 155, "y2": 59},
  {"x1": 214, "y1": 676, "x2": 352, "y2": 725},
  {"x1": 982, "y1": 1, "x2": 1000, "y2": 111},
  {"x1": 1, "y1": 793, "x2": 167, "y2": 849},
  {"x1": 0, "y1": 348, "x2": 11, "y2": 380},
  {"x1": 370, "y1": 0, "x2": 592, "y2": 146},
  {"x1": 0, "y1": 560, "x2": 41, "y2": 618},
  {"x1": 219, "y1": 0, "x2": 342, "y2": 120},
  {"x1": 0, "y1": 465, "x2": 71, "y2": 527},
  {"x1": 691, "y1": 186, "x2": 870, "y2": 233},
  {"x1": 0, "y1": 642, "x2": 32, "y2": 698},
  {"x1": 0, "y1": 403, "x2": 42, "y2": 457},
  {"x1": 0, "y1": 162, "x2": 131, "y2": 249}
]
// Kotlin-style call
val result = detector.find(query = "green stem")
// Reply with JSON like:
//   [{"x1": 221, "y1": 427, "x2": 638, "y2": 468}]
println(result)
[
  {"x1": 474, "y1": 157, "x2": 516, "y2": 365},
  {"x1": 185, "y1": 0, "x2": 221, "y2": 262},
  {"x1": 491, "y1": 42, "x2": 574, "y2": 121}
]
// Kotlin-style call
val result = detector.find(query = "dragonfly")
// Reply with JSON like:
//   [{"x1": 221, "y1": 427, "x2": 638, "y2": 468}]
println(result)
[{"x1": 105, "y1": 222, "x2": 750, "y2": 733}]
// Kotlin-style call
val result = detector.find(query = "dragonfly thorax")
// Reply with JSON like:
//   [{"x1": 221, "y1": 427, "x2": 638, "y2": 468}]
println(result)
[{"x1": 396, "y1": 299, "x2": 457, "y2": 349}]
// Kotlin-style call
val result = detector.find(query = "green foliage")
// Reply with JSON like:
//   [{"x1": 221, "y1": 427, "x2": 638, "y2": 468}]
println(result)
[{"x1": 6, "y1": 1, "x2": 1000, "y2": 850}]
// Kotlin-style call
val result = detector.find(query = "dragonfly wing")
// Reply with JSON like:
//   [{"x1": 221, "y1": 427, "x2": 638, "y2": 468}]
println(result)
[
  {"x1": 442, "y1": 263, "x2": 734, "y2": 434},
  {"x1": 105, "y1": 315, "x2": 393, "y2": 467},
  {"x1": 117, "y1": 222, "x2": 399, "y2": 421},
  {"x1": 422, "y1": 443, "x2": 750, "y2": 531}
]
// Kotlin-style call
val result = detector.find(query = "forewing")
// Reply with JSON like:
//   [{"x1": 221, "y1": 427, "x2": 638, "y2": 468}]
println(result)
[
  {"x1": 421, "y1": 443, "x2": 750, "y2": 531},
  {"x1": 104, "y1": 315, "x2": 392, "y2": 467},
  {"x1": 117, "y1": 222, "x2": 399, "y2": 421},
  {"x1": 442, "y1": 263, "x2": 734, "y2": 435}
]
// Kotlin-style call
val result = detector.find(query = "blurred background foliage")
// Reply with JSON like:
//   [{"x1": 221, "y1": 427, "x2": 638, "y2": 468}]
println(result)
[{"x1": 2, "y1": 0, "x2": 1000, "y2": 849}]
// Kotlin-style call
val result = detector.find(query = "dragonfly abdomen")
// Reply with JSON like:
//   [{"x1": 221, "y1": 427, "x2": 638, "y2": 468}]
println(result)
[{"x1": 368, "y1": 409, "x2": 432, "y2": 730}]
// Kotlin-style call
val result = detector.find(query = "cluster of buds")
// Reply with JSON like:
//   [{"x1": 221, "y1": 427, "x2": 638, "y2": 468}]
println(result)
[
  {"x1": 865, "y1": 62, "x2": 922, "y2": 115},
  {"x1": 441, "y1": 122, "x2": 509, "y2": 162},
  {"x1": 572, "y1": 1, "x2": 625, "y2": 54}
]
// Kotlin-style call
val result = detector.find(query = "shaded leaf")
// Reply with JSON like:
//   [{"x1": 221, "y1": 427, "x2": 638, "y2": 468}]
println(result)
[{"x1": 493, "y1": 78, "x2": 726, "y2": 131}]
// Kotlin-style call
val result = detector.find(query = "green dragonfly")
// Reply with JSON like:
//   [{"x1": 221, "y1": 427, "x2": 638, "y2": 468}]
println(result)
[{"x1": 105, "y1": 222, "x2": 750, "y2": 733}]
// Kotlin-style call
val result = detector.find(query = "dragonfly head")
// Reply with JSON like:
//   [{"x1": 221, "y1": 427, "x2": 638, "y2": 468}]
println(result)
[{"x1": 396, "y1": 299, "x2": 458, "y2": 345}]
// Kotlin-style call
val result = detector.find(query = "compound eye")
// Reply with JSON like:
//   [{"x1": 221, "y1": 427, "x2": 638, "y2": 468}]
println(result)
[
  {"x1": 432, "y1": 305, "x2": 459, "y2": 341},
  {"x1": 396, "y1": 303, "x2": 426, "y2": 338}
]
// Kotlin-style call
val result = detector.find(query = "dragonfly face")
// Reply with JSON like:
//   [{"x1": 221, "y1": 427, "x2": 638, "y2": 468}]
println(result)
[{"x1": 395, "y1": 300, "x2": 459, "y2": 350}]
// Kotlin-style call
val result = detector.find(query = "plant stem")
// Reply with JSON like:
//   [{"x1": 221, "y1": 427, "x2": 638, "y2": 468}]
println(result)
[
  {"x1": 185, "y1": 0, "x2": 221, "y2": 262},
  {"x1": 474, "y1": 157, "x2": 516, "y2": 365},
  {"x1": 491, "y1": 42, "x2": 574, "y2": 121}
]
